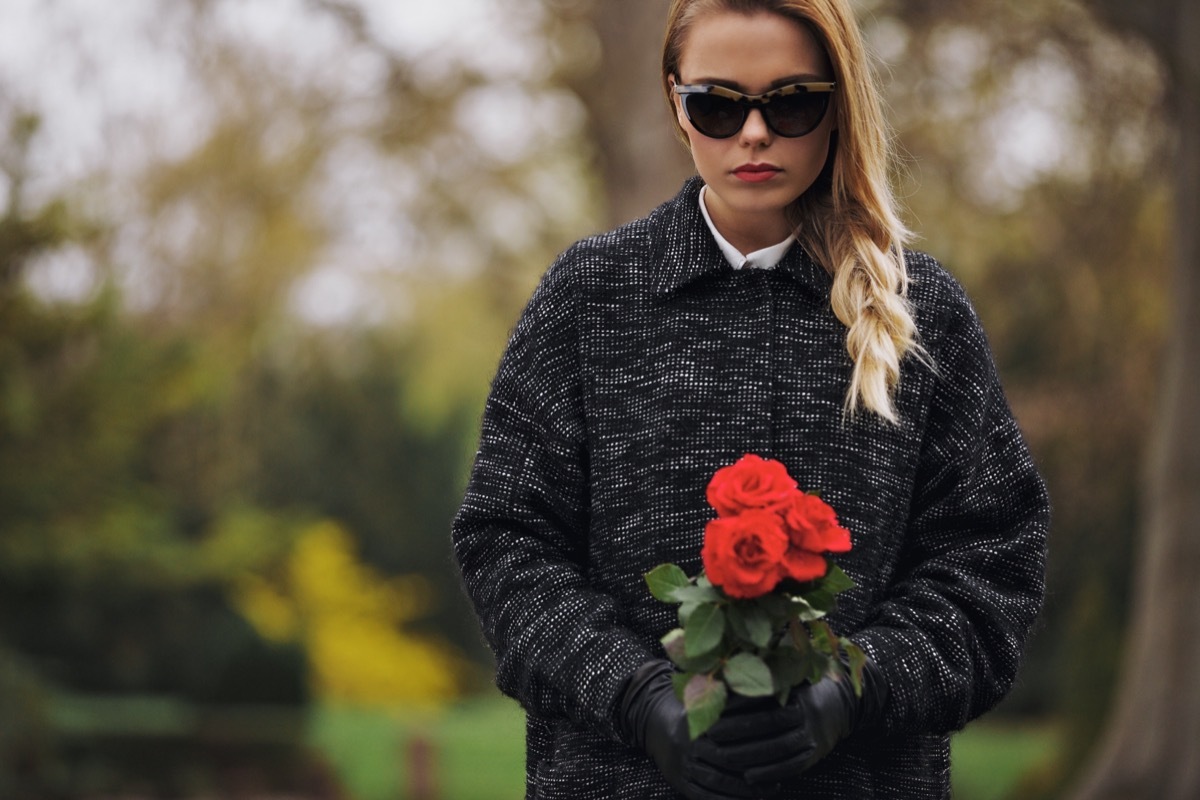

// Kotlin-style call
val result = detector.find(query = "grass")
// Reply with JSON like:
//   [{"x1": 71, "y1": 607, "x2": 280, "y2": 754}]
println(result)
[
  {"x1": 308, "y1": 695, "x2": 525, "y2": 800},
  {"x1": 43, "y1": 691, "x2": 1059, "y2": 797},
  {"x1": 310, "y1": 694, "x2": 1061, "y2": 800},
  {"x1": 951, "y1": 720, "x2": 1063, "y2": 800}
]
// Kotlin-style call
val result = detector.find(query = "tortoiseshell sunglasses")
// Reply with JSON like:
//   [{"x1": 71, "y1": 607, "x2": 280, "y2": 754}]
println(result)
[{"x1": 673, "y1": 81, "x2": 836, "y2": 139}]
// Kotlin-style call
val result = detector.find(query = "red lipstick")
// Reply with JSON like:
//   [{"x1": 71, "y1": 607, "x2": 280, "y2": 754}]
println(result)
[{"x1": 733, "y1": 163, "x2": 781, "y2": 183}]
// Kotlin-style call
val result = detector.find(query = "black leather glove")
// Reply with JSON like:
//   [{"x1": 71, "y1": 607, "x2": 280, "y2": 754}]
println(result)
[
  {"x1": 618, "y1": 660, "x2": 760, "y2": 800},
  {"x1": 703, "y1": 655, "x2": 888, "y2": 786}
]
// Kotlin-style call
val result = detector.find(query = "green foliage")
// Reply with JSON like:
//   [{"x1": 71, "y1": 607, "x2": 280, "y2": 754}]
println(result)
[
  {"x1": 683, "y1": 603, "x2": 726, "y2": 659},
  {"x1": 682, "y1": 673, "x2": 728, "y2": 741},
  {"x1": 649, "y1": 562, "x2": 862, "y2": 738},
  {"x1": 723, "y1": 653, "x2": 774, "y2": 698},
  {"x1": 310, "y1": 696, "x2": 527, "y2": 800},
  {"x1": 952, "y1": 721, "x2": 1065, "y2": 800},
  {"x1": 645, "y1": 563, "x2": 690, "y2": 602},
  {"x1": 0, "y1": 35, "x2": 491, "y2": 783}
]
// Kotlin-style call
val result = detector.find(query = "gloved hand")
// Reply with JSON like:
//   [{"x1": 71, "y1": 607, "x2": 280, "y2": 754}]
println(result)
[
  {"x1": 618, "y1": 660, "x2": 760, "y2": 800},
  {"x1": 703, "y1": 655, "x2": 888, "y2": 786}
]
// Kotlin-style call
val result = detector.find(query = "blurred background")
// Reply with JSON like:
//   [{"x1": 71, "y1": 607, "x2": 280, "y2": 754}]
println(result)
[{"x1": 0, "y1": 0, "x2": 1192, "y2": 798}]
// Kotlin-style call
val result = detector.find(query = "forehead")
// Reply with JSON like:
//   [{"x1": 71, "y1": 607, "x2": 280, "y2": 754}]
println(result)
[{"x1": 677, "y1": 10, "x2": 829, "y2": 91}]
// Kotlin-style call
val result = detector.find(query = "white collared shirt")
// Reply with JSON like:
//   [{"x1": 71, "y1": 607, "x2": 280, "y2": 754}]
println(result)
[{"x1": 698, "y1": 185, "x2": 796, "y2": 270}]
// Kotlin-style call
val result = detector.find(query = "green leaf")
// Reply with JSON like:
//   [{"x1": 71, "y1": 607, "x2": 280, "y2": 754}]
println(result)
[
  {"x1": 742, "y1": 603, "x2": 774, "y2": 648},
  {"x1": 662, "y1": 627, "x2": 720, "y2": 673},
  {"x1": 645, "y1": 563, "x2": 691, "y2": 603},
  {"x1": 757, "y1": 593, "x2": 792, "y2": 619},
  {"x1": 820, "y1": 563, "x2": 856, "y2": 595},
  {"x1": 810, "y1": 620, "x2": 837, "y2": 655},
  {"x1": 802, "y1": 588, "x2": 837, "y2": 615},
  {"x1": 670, "y1": 584, "x2": 723, "y2": 604},
  {"x1": 725, "y1": 604, "x2": 752, "y2": 647},
  {"x1": 685, "y1": 603, "x2": 726, "y2": 659},
  {"x1": 683, "y1": 673, "x2": 727, "y2": 740},
  {"x1": 787, "y1": 619, "x2": 813, "y2": 653},
  {"x1": 679, "y1": 600, "x2": 700, "y2": 627},
  {"x1": 789, "y1": 596, "x2": 826, "y2": 623},
  {"x1": 671, "y1": 671, "x2": 691, "y2": 701},
  {"x1": 844, "y1": 640, "x2": 866, "y2": 697},
  {"x1": 807, "y1": 651, "x2": 833, "y2": 684},
  {"x1": 661, "y1": 628, "x2": 688, "y2": 666},
  {"x1": 723, "y1": 653, "x2": 775, "y2": 697},
  {"x1": 767, "y1": 641, "x2": 811, "y2": 693}
]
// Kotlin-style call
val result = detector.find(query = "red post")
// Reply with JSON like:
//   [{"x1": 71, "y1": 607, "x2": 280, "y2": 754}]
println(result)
[{"x1": 406, "y1": 733, "x2": 439, "y2": 800}]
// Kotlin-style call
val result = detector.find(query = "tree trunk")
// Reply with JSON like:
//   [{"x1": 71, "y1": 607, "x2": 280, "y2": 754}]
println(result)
[
  {"x1": 1069, "y1": 1, "x2": 1200, "y2": 797},
  {"x1": 573, "y1": 0, "x2": 695, "y2": 226}
]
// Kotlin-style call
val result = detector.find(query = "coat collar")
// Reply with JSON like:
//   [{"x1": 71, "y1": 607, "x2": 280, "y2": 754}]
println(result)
[{"x1": 649, "y1": 176, "x2": 833, "y2": 302}]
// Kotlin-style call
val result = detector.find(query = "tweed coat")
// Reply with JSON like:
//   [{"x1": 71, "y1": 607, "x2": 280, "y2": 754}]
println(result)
[{"x1": 452, "y1": 177, "x2": 1050, "y2": 799}]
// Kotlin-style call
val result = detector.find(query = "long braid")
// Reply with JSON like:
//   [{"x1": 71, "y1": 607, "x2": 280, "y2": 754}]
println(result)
[{"x1": 793, "y1": 0, "x2": 925, "y2": 423}]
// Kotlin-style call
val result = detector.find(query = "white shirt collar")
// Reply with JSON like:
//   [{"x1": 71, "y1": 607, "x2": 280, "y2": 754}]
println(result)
[{"x1": 698, "y1": 184, "x2": 796, "y2": 270}]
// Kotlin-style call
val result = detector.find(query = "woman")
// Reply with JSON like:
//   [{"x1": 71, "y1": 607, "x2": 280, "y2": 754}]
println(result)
[{"x1": 452, "y1": 0, "x2": 1049, "y2": 797}]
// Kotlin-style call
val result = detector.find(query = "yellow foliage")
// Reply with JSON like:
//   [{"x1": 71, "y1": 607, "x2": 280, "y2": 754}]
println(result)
[
  {"x1": 234, "y1": 520, "x2": 464, "y2": 708},
  {"x1": 235, "y1": 575, "x2": 298, "y2": 643}
]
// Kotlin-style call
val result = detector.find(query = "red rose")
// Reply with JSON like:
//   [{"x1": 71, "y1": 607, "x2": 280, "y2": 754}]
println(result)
[
  {"x1": 780, "y1": 493, "x2": 852, "y2": 554},
  {"x1": 706, "y1": 454, "x2": 798, "y2": 517},
  {"x1": 701, "y1": 510, "x2": 789, "y2": 599},
  {"x1": 782, "y1": 548, "x2": 828, "y2": 583}
]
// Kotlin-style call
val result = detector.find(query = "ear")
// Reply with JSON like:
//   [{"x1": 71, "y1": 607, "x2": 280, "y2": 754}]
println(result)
[{"x1": 668, "y1": 74, "x2": 688, "y2": 128}]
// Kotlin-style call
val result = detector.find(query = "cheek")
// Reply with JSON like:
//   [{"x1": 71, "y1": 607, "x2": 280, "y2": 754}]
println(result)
[
  {"x1": 788, "y1": 129, "x2": 834, "y2": 172},
  {"x1": 684, "y1": 125, "x2": 722, "y2": 161},
  {"x1": 686, "y1": 135, "x2": 722, "y2": 177},
  {"x1": 677, "y1": 105, "x2": 705, "y2": 157},
  {"x1": 813, "y1": 128, "x2": 836, "y2": 169},
  {"x1": 675, "y1": 98, "x2": 689, "y2": 131}
]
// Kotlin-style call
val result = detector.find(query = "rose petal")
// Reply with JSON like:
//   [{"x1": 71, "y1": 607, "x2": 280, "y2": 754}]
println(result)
[
  {"x1": 701, "y1": 511, "x2": 789, "y2": 599},
  {"x1": 706, "y1": 454, "x2": 798, "y2": 517},
  {"x1": 782, "y1": 549, "x2": 828, "y2": 583}
]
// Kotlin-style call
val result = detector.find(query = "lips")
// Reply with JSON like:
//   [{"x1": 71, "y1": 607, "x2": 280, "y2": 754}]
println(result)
[{"x1": 733, "y1": 163, "x2": 782, "y2": 183}]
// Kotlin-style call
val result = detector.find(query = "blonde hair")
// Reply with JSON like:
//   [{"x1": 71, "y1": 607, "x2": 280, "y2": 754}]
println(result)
[{"x1": 663, "y1": 0, "x2": 923, "y2": 424}]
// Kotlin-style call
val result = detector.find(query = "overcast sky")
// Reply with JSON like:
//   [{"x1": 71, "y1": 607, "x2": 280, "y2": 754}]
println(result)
[
  {"x1": 0, "y1": 0, "x2": 563, "y2": 320},
  {"x1": 0, "y1": 0, "x2": 539, "y2": 199},
  {"x1": 0, "y1": 0, "x2": 1104, "y2": 321}
]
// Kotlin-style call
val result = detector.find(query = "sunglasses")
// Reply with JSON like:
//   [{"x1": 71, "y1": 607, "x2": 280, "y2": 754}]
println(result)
[{"x1": 673, "y1": 81, "x2": 836, "y2": 139}]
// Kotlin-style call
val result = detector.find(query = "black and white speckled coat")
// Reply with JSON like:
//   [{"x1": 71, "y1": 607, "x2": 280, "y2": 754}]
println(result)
[{"x1": 452, "y1": 177, "x2": 1049, "y2": 799}]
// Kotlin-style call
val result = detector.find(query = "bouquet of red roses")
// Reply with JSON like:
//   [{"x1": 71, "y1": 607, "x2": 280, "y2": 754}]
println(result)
[{"x1": 644, "y1": 454, "x2": 866, "y2": 739}]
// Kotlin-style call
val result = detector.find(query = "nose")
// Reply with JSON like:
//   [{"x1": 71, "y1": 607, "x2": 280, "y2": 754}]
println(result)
[{"x1": 739, "y1": 107, "x2": 773, "y2": 144}]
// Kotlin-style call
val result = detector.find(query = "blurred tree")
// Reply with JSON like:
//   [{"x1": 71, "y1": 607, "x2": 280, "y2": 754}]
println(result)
[
  {"x1": 2, "y1": 0, "x2": 486, "y2": 706},
  {"x1": 236, "y1": 520, "x2": 469, "y2": 705},
  {"x1": 246, "y1": 331, "x2": 492, "y2": 663},
  {"x1": 1, "y1": 0, "x2": 600, "y2": 733},
  {"x1": 549, "y1": 0, "x2": 694, "y2": 225},
  {"x1": 1066, "y1": 2, "x2": 1200, "y2": 798},
  {"x1": 0, "y1": 0, "x2": 603, "y2": 790},
  {"x1": 0, "y1": 109, "x2": 310, "y2": 705}
]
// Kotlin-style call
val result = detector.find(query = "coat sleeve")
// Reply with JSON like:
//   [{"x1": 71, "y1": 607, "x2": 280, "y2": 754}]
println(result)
[
  {"x1": 451, "y1": 249, "x2": 656, "y2": 740},
  {"x1": 851, "y1": 281, "x2": 1050, "y2": 735}
]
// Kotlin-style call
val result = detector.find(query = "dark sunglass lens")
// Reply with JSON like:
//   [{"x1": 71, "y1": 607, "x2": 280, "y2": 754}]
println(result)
[
  {"x1": 685, "y1": 94, "x2": 745, "y2": 138},
  {"x1": 766, "y1": 93, "x2": 829, "y2": 137}
]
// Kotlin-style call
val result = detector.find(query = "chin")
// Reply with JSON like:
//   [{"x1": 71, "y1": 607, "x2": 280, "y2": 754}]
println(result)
[{"x1": 729, "y1": 184, "x2": 806, "y2": 212}]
